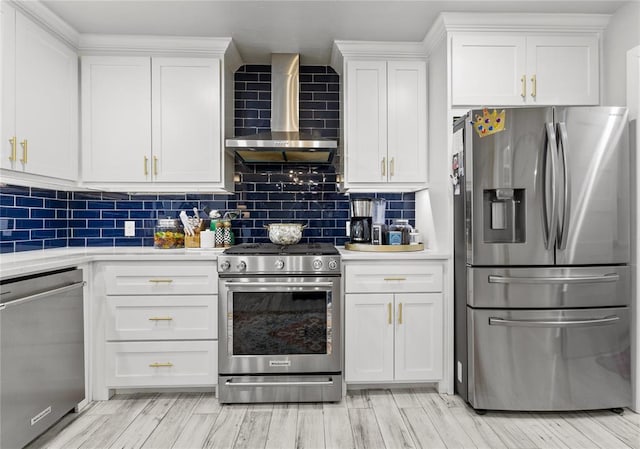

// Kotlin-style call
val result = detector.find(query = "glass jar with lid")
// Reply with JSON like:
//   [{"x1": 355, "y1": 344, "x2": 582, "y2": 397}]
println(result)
[
  {"x1": 154, "y1": 218, "x2": 185, "y2": 249},
  {"x1": 389, "y1": 219, "x2": 413, "y2": 245}
]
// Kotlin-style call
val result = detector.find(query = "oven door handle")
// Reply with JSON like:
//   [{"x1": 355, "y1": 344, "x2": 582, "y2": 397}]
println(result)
[
  {"x1": 223, "y1": 281, "x2": 335, "y2": 288},
  {"x1": 225, "y1": 378, "x2": 335, "y2": 387}
]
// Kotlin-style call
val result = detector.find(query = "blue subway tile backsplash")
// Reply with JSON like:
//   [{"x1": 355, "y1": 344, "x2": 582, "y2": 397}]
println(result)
[
  {"x1": 0, "y1": 64, "x2": 416, "y2": 253},
  {"x1": 234, "y1": 64, "x2": 340, "y2": 139},
  {"x1": 0, "y1": 173, "x2": 414, "y2": 252}
]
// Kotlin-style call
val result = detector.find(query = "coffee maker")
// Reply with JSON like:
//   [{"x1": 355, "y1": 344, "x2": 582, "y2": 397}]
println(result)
[{"x1": 349, "y1": 198, "x2": 372, "y2": 243}]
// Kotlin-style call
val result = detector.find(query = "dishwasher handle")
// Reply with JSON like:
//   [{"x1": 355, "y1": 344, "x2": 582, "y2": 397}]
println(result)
[{"x1": 0, "y1": 281, "x2": 85, "y2": 311}]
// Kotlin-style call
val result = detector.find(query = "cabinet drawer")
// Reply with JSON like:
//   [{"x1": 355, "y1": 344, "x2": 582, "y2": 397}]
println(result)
[
  {"x1": 106, "y1": 295, "x2": 217, "y2": 341},
  {"x1": 345, "y1": 263, "x2": 443, "y2": 293},
  {"x1": 105, "y1": 341, "x2": 217, "y2": 387},
  {"x1": 103, "y1": 262, "x2": 217, "y2": 295}
]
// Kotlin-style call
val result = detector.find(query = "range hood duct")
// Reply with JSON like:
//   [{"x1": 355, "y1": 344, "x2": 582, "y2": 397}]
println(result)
[{"x1": 226, "y1": 53, "x2": 338, "y2": 164}]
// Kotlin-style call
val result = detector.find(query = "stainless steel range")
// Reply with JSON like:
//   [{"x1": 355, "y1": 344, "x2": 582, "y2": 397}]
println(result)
[{"x1": 217, "y1": 243, "x2": 342, "y2": 403}]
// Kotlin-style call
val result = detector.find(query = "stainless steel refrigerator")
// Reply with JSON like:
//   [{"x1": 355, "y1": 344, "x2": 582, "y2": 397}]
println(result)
[{"x1": 453, "y1": 107, "x2": 631, "y2": 412}]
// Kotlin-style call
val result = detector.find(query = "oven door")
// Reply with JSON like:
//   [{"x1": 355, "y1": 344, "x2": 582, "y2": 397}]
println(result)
[{"x1": 218, "y1": 276, "x2": 341, "y2": 375}]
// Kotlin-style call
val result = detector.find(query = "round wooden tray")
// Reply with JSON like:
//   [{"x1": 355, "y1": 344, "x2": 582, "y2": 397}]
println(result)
[{"x1": 344, "y1": 243, "x2": 424, "y2": 252}]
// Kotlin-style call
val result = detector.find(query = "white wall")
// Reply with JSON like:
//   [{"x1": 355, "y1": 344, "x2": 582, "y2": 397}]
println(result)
[
  {"x1": 602, "y1": 1, "x2": 640, "y2": 106},
  {"x1": 604, "y1": 2, "x2": 640, "y2": 412}
]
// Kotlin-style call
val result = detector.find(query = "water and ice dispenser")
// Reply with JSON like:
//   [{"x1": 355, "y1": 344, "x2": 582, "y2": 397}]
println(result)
[{"x1": 482, "y1": 188, "x2": 525, "y2": 243}]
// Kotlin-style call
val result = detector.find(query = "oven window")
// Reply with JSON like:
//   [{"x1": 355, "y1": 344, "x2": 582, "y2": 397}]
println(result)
[{"x1": 231, "y1": 291, "x2": 330, "y2": 355}]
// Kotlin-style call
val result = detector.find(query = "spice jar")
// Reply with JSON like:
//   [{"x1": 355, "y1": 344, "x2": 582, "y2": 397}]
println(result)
[
  {"x1": 389, "y1": 219, "x2": 413, "y2": 245},
  {"x1": 154, "y1": 218, "x2": 185, "y2": 249}
]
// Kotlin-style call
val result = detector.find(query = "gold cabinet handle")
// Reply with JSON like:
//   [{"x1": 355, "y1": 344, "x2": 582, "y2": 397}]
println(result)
[
  {"x1": 520, "y1": 75, "x2": 526, "y2": 98},
  {"x1": 383, "y1": 277, "x2": 406, "y2": 281},
  {"x1": 153, "y1": 156, "x2": 158, "y2": 176},
  {"x1": 8, "y1": 136, "x2": 16, "y2": 162},
  {"x1": 19, "y1": 139, "x2": 28, "y2": 164},
  {"x1": 149, "y1": 362, "x2": 173, "y2": 368},
  {"x1": 148, "y1": 279, "x2": 174, "y2": 283},
  {"x1": 531, "y1": 74, "x2": 537, "y2": 98},
  {"x1": 390, "y1": 157, "x2": 395, "y2": 177},
  {"x1": 387, "y1": 302, "x2": 392, "y2": 325},
  {"x1": 148, "y1": 316, "x2": 173, "y2": 321},
  {"x1": 144, "y1": 156, "x2": 149, "y2": 176},
  {"x1": 381, "y1": 157, "x2": 386, "y2": 177},
  {"x1": 398, "y1": 303, "x2": 403, "y2": 325}
]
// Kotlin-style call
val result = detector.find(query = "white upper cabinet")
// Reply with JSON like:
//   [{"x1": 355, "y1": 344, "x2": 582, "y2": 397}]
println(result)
[
  {"x1": 451, "y1": 35, "x2": 527, "y2": 106},
  {"x1": 332, "y1": 41, "x2": 428, "y2": 192},
  {"x1": 81, "y1": 57, "x2": 151, "y2": 183},
  {"x1": 387, "y1": 61, "x2": 427, "y2": 184},
  {"x1": 525, "y1": 35, "x2": 599, "y2": 105},
  {"x1": 344, "y1": 59, "x2": 427, "y2": 190},
  {"x1": 1, "y1": 3, "x2": 78, "y2": 183},
  {"x1": 345, "y1": 60, "x2": 387, "y2": 184},
  {"x1": 451, "y1": 33, "x2": 599, "y2": 106},
  {"x1": 151, "y1": 58, "x2": 221, "y2": 183},
  {"x1": 81, "y1": 55, "x2": 229, "y2": 190}
]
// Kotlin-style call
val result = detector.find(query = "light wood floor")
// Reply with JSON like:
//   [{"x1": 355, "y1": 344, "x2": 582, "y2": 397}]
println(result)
[{"x1": 26, "y1": 388, "x2": 639, "y2": 449}]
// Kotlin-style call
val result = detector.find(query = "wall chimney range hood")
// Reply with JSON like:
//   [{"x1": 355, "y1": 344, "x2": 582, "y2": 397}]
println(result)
[{"x1": 226, "y1": 53, "x2": 337, "y2": 164}]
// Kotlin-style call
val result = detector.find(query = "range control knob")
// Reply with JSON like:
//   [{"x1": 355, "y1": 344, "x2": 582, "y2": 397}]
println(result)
[
  {"x1": 312, "y1": 259, "x2": 323, "y2": 270},
  {"x1": 237, "y1": 261, "x2": 247, "y2": 271},
  {"x1": 275, "y1": 259, "x2": 285, "y2": 270},
  {"x1": 328, "y1": 259, "x2": 338, "y2": 270},
  {"x1": 220, "y1": 260, "x2": 231, "y2": 271}
]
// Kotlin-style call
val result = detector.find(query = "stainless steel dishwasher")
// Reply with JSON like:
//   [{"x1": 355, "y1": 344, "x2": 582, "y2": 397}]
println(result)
[{"x1": 1, "y1": 268, "x2": 85, "y2": 449}]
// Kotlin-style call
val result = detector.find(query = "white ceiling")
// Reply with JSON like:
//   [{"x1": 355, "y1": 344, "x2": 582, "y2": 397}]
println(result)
[{"x1": 42, "y1": 0, "x2": 628, "y2": 64}]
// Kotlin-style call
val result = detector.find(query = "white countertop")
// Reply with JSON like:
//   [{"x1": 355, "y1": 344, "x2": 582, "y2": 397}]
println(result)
[
  {"x1": 337, "y1": 246, "x2": 450, "y2": 260},
  {"x1": 0, "y1": 247, "x2": 224, "y2": 280},
  {"x1": 0, "y1": 245, "x2": 451, "y2": 280}
]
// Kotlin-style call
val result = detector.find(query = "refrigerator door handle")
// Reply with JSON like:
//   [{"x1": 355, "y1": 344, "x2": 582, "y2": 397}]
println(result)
[
  {"x1": 489, "y1": 315, "x2": 620, "y2": 328},
  {"x1": 557, "y1": 122, "x2": 571, "y2": 250},
  {"x1": 544, "y1": 123, "x2": 559, "y2": 250},
  {"x1": 488, "y1": 273, "x2": 620, "y2": 284}
]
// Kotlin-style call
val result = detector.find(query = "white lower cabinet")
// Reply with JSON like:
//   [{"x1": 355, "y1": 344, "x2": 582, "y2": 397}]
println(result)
[
  {"x1": 105, "y1": 341, "x2": 217, "y2": 388},
  {"x1": 105, "y1": 295, "x2": 217, "y2": 341},
  {"x1": 96, "y1": 261, "x2": 218, "y2": 391},
  {"x1": 344, "y1": 261, "x2": 444, "y2": 383}
]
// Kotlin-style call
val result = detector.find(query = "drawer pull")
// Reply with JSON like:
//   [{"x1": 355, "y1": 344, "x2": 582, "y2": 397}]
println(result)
[
  {"x1": 387, "y1": 302, "x2": 392, "y2": 325},
  {"x1": 398, "y1": 302, "x2": 403, "y2": 325},
  {"x1": 148, "y1": 279, "x2": 174, "y2": 283},
  {"x1": 488, "y1": 274, "x2": 619, "y2": 284},
  {"x1": 489, "y1": 316, "x2": 619, "y2": 328},
  {"x1": 383, "y1": 277, "x2": 406, "y2": 281},
  {"x1": 148, "y1": 316, "x2": 173, "y2": 321},
  {"x1": 149, "y1": 362, "x2": 173, "y2": 368}
]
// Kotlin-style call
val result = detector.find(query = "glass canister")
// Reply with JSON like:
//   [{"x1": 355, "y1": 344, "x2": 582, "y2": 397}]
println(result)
[
  {"x1": 389, "y1": 219, "x2": 413, "y2": 245},
  {"x1": 154, "y1": 218, "x2": 185, "y2": 249}
]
